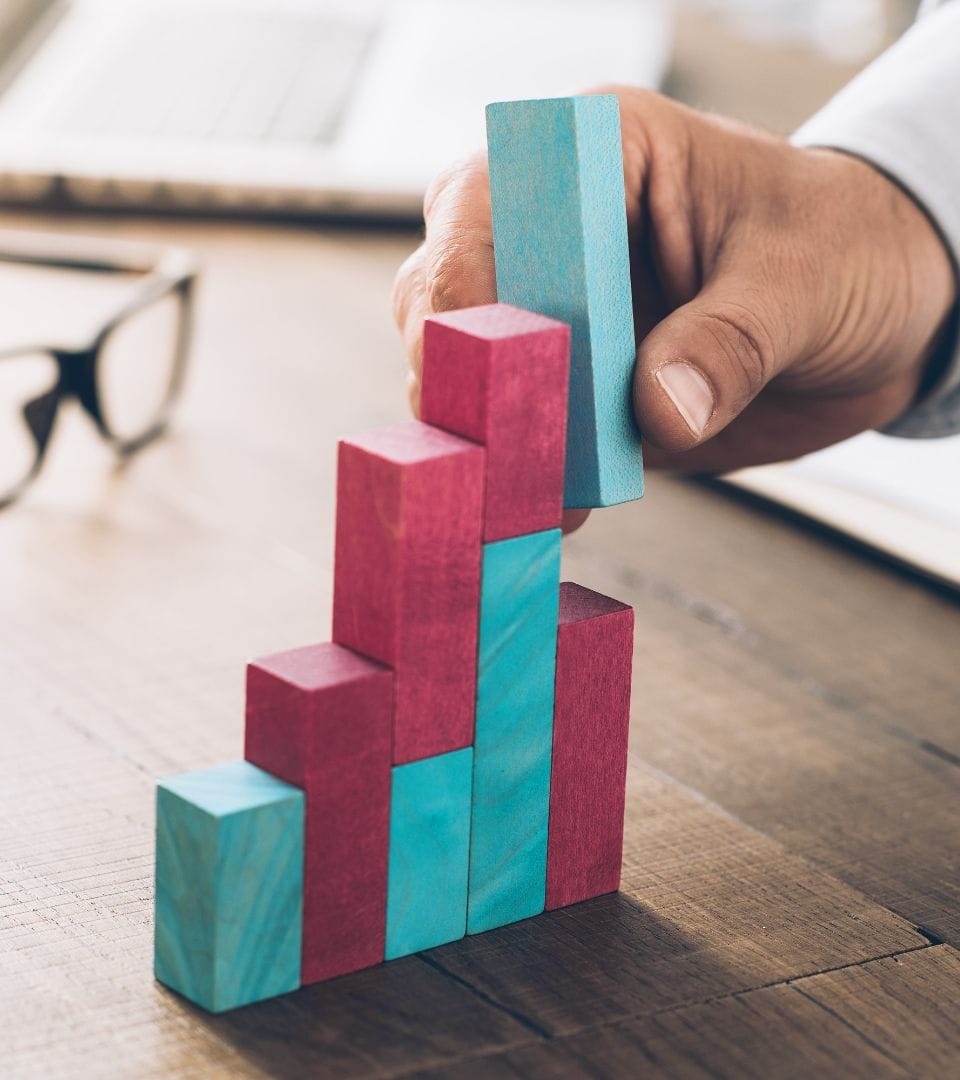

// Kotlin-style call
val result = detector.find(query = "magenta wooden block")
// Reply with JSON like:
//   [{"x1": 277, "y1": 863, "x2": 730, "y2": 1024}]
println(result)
[
  {"x1": 421, "y1": 304, "x2": 570, "y2": 542},
  {"x1": 545, "y1": 582, "x2": 634, "y2": 911},
  {"x1": 244, "y1": 641, "x2": 392, "y2": 984},
  {"x1": 332, "y1": 420, "x2": 484, "y2": 764}
]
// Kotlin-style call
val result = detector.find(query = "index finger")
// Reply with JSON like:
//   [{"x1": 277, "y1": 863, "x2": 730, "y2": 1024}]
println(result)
[{"x1": 421, "y1": 151, "x2": 498, "y2": 318}]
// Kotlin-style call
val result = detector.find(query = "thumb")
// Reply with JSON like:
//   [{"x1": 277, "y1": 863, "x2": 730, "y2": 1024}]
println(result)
[{"x1": 633, "y1": 278, "x2": 787, "y2": 453}]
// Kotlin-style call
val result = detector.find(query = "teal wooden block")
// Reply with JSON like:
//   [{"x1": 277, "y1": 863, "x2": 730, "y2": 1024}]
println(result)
[
  {"x1": 154, "y1": 760, "x2": 304, "y2": 1013},
  {"x1": 468, "y1": 528, "x2": 561, "y2": 935},
  {"x1": 385, "y1": 747, "x2": 473, "y2": 960},
  {"x1": 486, "y1": 95, "x2": 644, "y2": 509}
]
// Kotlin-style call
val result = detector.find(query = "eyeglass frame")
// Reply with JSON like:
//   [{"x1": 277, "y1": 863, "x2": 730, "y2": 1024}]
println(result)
[{"x1": 0, "y1": 240, "x2": 197, "y2": 510}]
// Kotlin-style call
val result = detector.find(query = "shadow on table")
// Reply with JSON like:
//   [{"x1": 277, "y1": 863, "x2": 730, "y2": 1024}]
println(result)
[{"x1": 197, "y1": 892, "x2": 745, "y2": 1078}]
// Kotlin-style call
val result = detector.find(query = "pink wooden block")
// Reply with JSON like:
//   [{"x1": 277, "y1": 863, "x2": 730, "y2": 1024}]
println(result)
[
  {"x1": 244, "y1": 641, "x2": 392, "y2": 984},
  {"x1": 421, "y1": 303, "x2": 570, "y2": 542},
  {"x1": 332, "y1": 420, "x2": 484, "y2": 764},
  {"x1": 546, "y1": 582, "x2": 634, "y2": 910}
]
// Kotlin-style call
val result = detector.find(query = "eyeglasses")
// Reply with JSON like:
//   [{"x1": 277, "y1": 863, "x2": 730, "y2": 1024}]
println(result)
[{"x1": 0, "y1": 234, "x2": 197, "y2": 510}]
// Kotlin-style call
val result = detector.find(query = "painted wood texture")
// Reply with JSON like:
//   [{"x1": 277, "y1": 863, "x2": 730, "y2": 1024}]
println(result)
[
  {"x1": 332, "y1": 420, "x2": 484, "y2": 764},
  {"x1": 421, "y1": 303, "x2": 570, "y2": 542},
  {"x1": 9, "y1": 213, "x2": 960, "y2": 1077},
  {"x1": 468, "y1": 528, "x2": 561, "y2": 935},
  {"x1": 244, "y1": 641, "x2": 392, "y2": 984},
  {"x1": 546, "y1": 582, "x2": 634, "y2": 910},
  {"x1": 486, "y1": 94, "x2": 643, "y2": 509},
  {"x1": 154, "y1": 761, "x2": 303, "y2": 1013},
  {"x1": 385, "y1": 747, "x2": 473, "y2": 961}
]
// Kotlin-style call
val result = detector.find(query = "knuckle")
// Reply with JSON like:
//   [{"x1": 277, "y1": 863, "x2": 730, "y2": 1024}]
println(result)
[
  {"x1": 695, "y1": 302, "x2": 775, "y2": 400},
  {"x1": 426, "y1": 227, "x2": 494, "y2": 313},
  {"x1": 426, "y1": 253, "x2": 464, "y2": 314},
  {"x1": 423, "y1": 150, "x2": 487, "y2": 221}
]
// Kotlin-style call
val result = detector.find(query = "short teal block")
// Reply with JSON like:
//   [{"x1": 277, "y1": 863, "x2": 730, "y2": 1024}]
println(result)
[
  {"x1": 385, "y1": 747, "x2": 473, "y2": 960},
  {"x1": 486, "y1": 95, "x2": 644, "y2": 509},
  {"x1": 468, "y1": 528, "x2": 561, "y2": 935},
  {"x1": 154, "y1": 761, "x2": 304, "y2": 1013}
]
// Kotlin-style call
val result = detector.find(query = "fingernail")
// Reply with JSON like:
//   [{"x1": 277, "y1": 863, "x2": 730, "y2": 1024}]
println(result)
[{"x1": 656, "y1": 362, "x2": 714, "y2": 438}]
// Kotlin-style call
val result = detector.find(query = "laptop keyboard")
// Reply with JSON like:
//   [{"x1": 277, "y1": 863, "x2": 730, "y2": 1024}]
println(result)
[{"x1": 58, "y1": 7, "x2": 375, "y2": 144}]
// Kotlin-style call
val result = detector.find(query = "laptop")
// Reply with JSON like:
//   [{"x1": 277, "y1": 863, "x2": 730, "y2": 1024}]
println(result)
[{"x1": 0, "y1": 0, "x2": 671, "y2": 218}]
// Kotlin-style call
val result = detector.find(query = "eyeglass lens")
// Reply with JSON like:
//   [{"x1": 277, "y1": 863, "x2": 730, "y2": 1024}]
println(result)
[
  {"x1": 97, "y1": 291, "x2": 185, "y2": 443},
  {"x1": 0, "y1": 352, "x2": 60, "y2": 501}
]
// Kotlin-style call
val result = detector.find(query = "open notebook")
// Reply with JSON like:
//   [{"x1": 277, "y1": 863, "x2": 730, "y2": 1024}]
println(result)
[{"x1": 723, "y1": 431, "x2": 960, "y2": 592}]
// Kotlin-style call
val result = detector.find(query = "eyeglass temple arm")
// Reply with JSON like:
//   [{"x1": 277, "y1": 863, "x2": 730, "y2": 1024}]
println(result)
[
  {"x1": 0, "y1": 240, "x2": 197, "y2": 352},
  {"x1": 0, "y1": 230, "x2": 196, "y2": 279}
]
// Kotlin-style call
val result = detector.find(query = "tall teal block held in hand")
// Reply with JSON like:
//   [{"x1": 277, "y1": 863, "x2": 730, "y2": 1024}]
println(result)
[
  {"x1": 486, "y1": 95, "x2": 644, "y2": 509},
  {"x1": 468, "y1": 528, "x2": 561, "y2": 935},
  {"x1": 385, "y1": 747, "x2": 473, "y2": 960},
  {"x1": 154, "y1": 761, "x2": 304, "y2": 1013}
]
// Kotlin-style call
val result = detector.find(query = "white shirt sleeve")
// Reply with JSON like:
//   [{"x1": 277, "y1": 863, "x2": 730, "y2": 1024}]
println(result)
[{"x1": 791, "y1": 0, "x2": 960, "y2": 437}]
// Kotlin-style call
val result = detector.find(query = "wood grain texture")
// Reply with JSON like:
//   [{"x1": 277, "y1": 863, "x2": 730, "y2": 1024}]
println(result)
[
  {"x1": 590, "y1": 475, "x2": 960, "y2": 755},
  {"x1": 332, "y1": 420, "x2": 484, "y2": 764},
  {"x1": 546, "y1": 582, "x2": 633, "y2": 910},
  {"x1": 202, "y1": 956, "x2": 534, "y2": 1079},
  {"x1": 420, "y1": 303, "x2": 569, "y2": 541},
  {"x1": 244, "y1": 642, "x2": 392, "y2": 984},
  {"x1": 418, "y1": 980, "x2": 918, "y2": 1079},
  {"x1": 385, "y1": 748, "x2": 473, "y2": 961},
  {"x1": 468, "y1": 529, "x2": 561, "y2": 936},
  {"x1": 562, "y1": 477, "x2": 960, "y2": 947},
  {"x1": 433, "y1": 759, "x2": 926, "y2": 1037},
  {"x1": 486, "y1": 95, "x2": 643, "y2": 509},
  {"x1": 2, "y1": 201, "x2": 957, "y2": 1077},
  {"x1": 796, "y1": 944, "x2": 960, "y2": 1076},
  {"x1": 154, "y1": 761, "x2": 303, "y2": 1013}
]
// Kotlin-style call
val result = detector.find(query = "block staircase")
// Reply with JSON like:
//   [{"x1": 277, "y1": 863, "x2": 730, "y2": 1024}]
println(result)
[{"x1": 153, "y1": 94, "x2": 642, "y2": 1013}]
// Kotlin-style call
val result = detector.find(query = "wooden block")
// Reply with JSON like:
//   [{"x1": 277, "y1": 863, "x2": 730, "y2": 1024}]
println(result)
[
  {"x1": 421, "y1": 303, "x2": 570, "y2": 542},
  {"x1": 468, "y1": 528, "x2": 561, "y2": 935},
  {"x1": 332, "y1": 420, "x2": 484, "y2": 764},
  {"x1": 385, "y1": 747, "x2": 473, "y2": 960},
  {"x1": 154, "y1": 761, "x2": 303, "y2": 1013},
  {"x1": 545, "y1": 582, "x2": 633, "y2": 910},
  {"x1": 245, "y1": 642, "x2": 392, "y2": 984},
  {"x1": 486, "y1": 95, "x2": 644, "y2": 509}
]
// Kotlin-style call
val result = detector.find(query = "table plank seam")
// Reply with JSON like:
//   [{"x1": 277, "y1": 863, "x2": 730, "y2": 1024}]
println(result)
[
  {"x1": 417, "y1": 954, "x2": 552, "y2": 1040},
  {"x1": 394, "y1": 944, "x2": 939, "y2": 1078},
  {"x1": 578, "y1": 942, "x2": 936, "y2": 1031},
  {"x1": 914, "y1": 925, "x2": 947, "y2": 945},
  {"x1": 790, "y1": 983, "x2": 907, "y2": 1072}
]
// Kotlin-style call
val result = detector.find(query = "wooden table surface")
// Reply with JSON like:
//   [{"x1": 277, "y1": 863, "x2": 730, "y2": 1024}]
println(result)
[{"x1": 1, "y1": 204, "x2": 957, "y2": 1079}]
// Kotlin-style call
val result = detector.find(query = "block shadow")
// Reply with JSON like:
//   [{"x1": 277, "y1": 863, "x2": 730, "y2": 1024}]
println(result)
[{"x1": 195, "y1": 891, "x2": 747, "y2": 1078}]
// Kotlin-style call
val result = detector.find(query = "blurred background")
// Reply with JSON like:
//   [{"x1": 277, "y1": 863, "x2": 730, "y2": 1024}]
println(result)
[
  {"x1": 670, "y1": 0, "x2": 915, "y2": 128},
  {"x1": 0, "y1": 0, "x2": 925, "y2": 218},
  {"x1": 1, "y1": 0, "x2": 956, "y2": 589}
]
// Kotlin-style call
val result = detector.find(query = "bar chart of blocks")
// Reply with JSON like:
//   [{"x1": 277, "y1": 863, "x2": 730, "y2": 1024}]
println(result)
[{"x1": 154, "y1": 95, "x2": 642, "y2": 1013}]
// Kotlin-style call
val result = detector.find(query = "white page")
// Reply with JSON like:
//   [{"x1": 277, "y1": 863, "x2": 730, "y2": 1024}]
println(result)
[{"x1": 726, "y1": 431, "x2": 960, "y2": 588}]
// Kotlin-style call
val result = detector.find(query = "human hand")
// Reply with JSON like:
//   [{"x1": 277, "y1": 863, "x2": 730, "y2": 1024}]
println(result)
[{"x1": 392, "y1": 87, "x2": 956, "y2": 483}]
